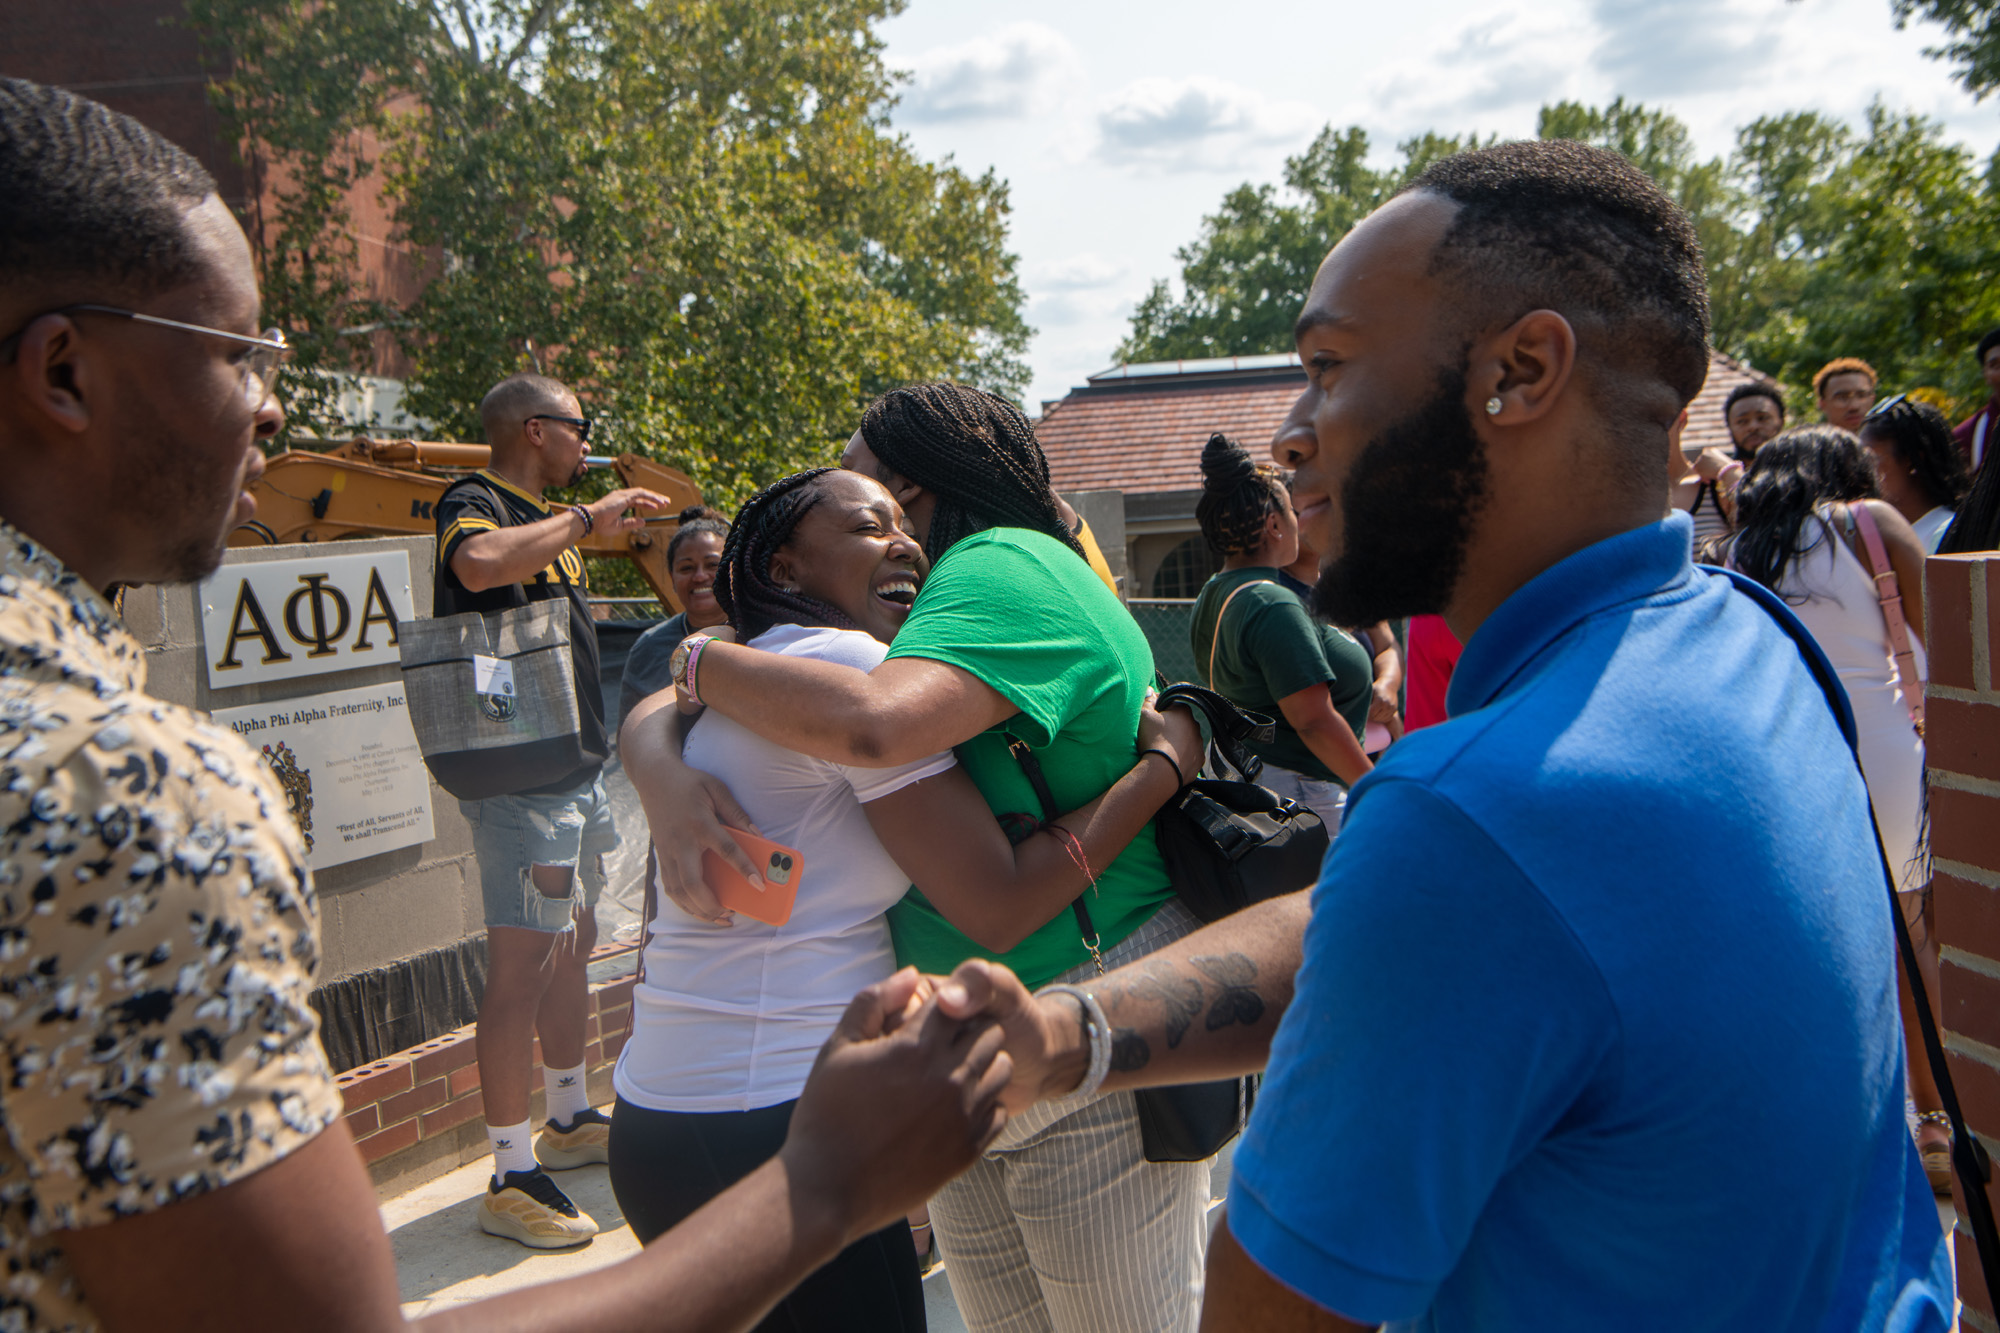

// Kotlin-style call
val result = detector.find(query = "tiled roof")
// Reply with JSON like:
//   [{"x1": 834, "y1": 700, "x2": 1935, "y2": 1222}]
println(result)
[
  {"x1": 1038, "y1": 352, "x2": 1780, "y2": 495},
  {"x1": 1679, "y1": 351, "x2": 1780, "y2": 456}
]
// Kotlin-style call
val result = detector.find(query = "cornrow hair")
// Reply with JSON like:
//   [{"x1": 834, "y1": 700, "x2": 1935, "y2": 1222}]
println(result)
[
  {"x1": 858, "y1": 382, "x2": 1085, "y2": 564},
  {"x1": 666, "y1": 505, "x2": 730, "y2": 564},
  {"x1": 1196, "y1": 433, "x2": 1287, "y2": 557},
  {"x1": 712, "y1": 469, "x2": 857, "y2": 642}
]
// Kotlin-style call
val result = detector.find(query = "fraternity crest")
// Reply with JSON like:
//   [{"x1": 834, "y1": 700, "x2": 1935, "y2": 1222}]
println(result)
[{"x1": 263, "y1": 740, "x2": 315, "y2": 852}]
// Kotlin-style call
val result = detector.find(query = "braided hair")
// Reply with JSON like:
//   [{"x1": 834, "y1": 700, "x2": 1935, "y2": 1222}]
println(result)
[
  {"x1": 858, "y1": 383, "x2": 1085, "y2": 564},
  {"x1": 666, "y1": 505, "x2": 730, "y2": 564},
  {"x1": 712, "y1": 470, "x2": 858, "y2": 641},
  {"x1": 1196, "y1": 433, "x2": 1287, "y2": 557},
  {"x1": 1859, "y1": 398, "x2": 1968, "y2": 512}
]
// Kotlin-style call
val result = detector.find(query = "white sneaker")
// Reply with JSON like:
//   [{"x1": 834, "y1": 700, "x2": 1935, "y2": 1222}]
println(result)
[
  {"x1": 535, "y1": 1108, "x2": 612, "y2": 1170},
  {"x1": 478, "y1": 1167, "x2": 599, "y2": 1249}
]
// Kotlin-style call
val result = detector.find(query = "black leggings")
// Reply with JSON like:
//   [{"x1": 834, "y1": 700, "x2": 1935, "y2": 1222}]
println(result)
[{"x1": 608, "y1": 1096, "x2": 925, "y2": 1333}]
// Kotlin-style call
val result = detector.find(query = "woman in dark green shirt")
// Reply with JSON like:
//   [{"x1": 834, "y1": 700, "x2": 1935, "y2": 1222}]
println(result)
[{"x1": 1190, "y1": 433, "x2": 1372, "y2": 831}]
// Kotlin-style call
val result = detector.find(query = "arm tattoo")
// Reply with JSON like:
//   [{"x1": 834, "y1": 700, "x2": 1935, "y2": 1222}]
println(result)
[
  {"x1": 1110, "y1": 1028, "x2": 1151, "y2": 1073},
  {"x1": 1193, "y1": 953, "x2": 1265, "y2": 1032},
  {"x1": 1127, "y1": 971, "x2": 1204, "y2": 1049}
]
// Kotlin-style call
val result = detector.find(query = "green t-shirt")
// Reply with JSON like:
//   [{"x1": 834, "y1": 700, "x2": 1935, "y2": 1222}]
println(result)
[
  {"x1": 884, "y1": 528, "x2": 1175, "y2": 990},
  {"x1": 1190, "y1": 567, "x2": 1372, "y2": 783}
]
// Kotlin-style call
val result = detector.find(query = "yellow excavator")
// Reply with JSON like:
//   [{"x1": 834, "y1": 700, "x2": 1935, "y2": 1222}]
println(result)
[{"x1": 230, "y1": 437, "x2": 705, "y2": 612}]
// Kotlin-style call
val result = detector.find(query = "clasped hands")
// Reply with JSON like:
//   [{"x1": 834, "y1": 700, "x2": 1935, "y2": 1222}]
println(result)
[{"x1": 775, "y1": 959, "x2": 1080, "y2": 1247}]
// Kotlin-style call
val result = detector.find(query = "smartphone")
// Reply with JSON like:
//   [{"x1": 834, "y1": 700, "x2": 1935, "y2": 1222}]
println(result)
[{"x1": 700, "y1": 827, "x2": 804, "y2": 926}]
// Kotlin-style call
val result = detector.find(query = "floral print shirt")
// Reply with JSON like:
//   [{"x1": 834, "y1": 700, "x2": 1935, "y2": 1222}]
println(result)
[{"x1": 0, "y1": 525, "x2": 340, "y2": 1332}]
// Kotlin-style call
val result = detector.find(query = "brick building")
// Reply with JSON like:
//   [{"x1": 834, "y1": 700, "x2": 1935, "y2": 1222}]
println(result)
[
  {"x1": 2, "y1": 0, "x2": 425, "y2": 411},
  {"x1": 1036, "y1": 350, "x2": 1779, "y2": 599}
]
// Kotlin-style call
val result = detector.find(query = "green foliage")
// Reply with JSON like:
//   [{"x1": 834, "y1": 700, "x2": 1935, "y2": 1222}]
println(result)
[
  {"x1": 1893, "y1": 0, "x2": 2000, "y2": 98},
  {"x1": 1121, "y1": 97, "x2": 2000, "y2": 418},
  {"x1": 183, "y1": 0, "x2": 1030, "y2": 510},
  {"x1": 1117, "y1": 125, "x2": 1490, "y2": 363}
]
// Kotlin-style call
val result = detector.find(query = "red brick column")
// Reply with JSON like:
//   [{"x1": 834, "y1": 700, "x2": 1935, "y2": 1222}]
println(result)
[{"x1": 1928, "y1": 553, "x2": 2000, "y2": 1329}]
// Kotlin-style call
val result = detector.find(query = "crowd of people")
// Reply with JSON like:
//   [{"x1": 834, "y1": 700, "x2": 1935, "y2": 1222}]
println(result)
[{"x1": 0, "y1": 69, "x2": 1987, "y2": 1333}]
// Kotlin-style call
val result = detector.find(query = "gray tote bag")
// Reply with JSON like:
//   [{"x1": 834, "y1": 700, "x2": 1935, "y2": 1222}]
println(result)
[{"x1": 398, "y1": 601, "x2": 586, "y2": 800}]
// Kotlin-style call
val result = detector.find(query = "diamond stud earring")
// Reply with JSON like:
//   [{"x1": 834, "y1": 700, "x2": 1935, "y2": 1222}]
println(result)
[{"x1": 1485, "y1": 397, "x2": 1503, "y2": 416}]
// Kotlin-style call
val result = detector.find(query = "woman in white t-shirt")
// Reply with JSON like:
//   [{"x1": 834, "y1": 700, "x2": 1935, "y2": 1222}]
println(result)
[{"x1": 610, "y1": 469, "x2": 1195, "y2": 1332}]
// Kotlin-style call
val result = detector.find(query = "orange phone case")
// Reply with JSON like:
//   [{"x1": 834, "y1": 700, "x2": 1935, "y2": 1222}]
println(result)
[{"x1": 700, "y1": 827, "x2": 804, "y2": 926}]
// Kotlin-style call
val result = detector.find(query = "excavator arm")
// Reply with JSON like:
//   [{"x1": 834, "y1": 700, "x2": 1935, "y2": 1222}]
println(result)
[{"x1": 231, "y1": 438, "x2": 705, "y2": 612}]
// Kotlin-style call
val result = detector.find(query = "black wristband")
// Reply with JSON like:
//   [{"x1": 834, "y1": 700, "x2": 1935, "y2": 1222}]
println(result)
[{"x1": 1140, "y1": 747, "x2": 1187, "y2": 785}]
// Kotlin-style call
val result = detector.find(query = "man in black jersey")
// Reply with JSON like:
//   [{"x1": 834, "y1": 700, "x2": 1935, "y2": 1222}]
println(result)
[{"x1": 434, "y1": 372, "x2": 672, "y2": 1246}]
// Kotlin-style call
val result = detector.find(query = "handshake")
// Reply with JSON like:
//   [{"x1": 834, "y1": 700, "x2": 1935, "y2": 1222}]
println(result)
[{"x1": 777, "y1": 961, "x2": 1084, "y2": 1248}]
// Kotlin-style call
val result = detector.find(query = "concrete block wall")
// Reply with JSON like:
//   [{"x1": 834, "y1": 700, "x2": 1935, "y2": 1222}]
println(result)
[
  {"x1": 1926, "y1": 552, "x2": 2000, "y2": 1330},
  {"x1": 339, "y1": 943, "x2": 638, "y2": 1198},
  {"x1": 121, "y1": 536, "x2": 484, "y2": 982}
]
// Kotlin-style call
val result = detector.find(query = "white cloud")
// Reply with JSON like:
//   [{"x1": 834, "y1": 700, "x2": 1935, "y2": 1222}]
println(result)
[
  {"x1": 1030, "y1": 253, "x2": 1127, "y2": 292},
  {"x1": 1588, "y1": 0, "x2": 1778, "y2": 100},
  {"x1": 897, "y1": 23, "x2": 1081, "y2": 123},
  {"x1": 1094, "y1": 76, "x2": 1323, "y2": 169}
]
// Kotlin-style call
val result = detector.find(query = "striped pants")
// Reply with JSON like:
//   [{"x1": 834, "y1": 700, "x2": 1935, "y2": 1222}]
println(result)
[{"x1": 928, "y1": 903, "x2": 1212, "y2": 1333}]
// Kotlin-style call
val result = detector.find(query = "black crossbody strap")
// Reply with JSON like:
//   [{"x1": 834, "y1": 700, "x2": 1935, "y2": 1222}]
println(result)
[
  {"x1": 1007, "y1": 738, "x2": 1099, "y2": 951},
  {"x1": 1713, "y1": 565, "x2": 2000, "y2": 1294}
]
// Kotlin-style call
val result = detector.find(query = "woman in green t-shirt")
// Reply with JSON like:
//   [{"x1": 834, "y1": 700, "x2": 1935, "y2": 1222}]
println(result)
[
  {"x1": 1190, "y1": 432, "x2": 1372, "y2": 832},
  {"x1": 624, "y1": 384, "x2": 1215, "y2": 1333}
]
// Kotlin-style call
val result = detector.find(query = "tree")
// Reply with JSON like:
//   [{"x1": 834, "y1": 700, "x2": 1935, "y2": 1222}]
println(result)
[
  {"x1": 184, "y1": 0, "x2": 1030, "y2": 514},
  {"x1": 1892, "y1": 0, "x2": 2000, "y2": 98},
  {"x1": 1116, "y1": 126, "x2": 1488, "y2": 363},
  {"x1": 1121, "y1": 98, "x2": 2000, "y2": 417}
]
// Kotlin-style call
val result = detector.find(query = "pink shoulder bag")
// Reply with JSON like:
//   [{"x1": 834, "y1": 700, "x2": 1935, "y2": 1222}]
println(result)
[{"x1": 1844, "y1": 503, "x2": 1925, "y2": 736}]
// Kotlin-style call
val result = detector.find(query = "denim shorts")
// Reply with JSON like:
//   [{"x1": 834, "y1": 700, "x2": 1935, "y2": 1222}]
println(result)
[{"x1": 460, "y1": 771, "x2": 616, "y2": 933}]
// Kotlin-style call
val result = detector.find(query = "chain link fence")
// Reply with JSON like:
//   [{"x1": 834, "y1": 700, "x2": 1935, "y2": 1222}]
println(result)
[{"x1": 1126, "y1": 598, "x2": 1200, "y2": 685}]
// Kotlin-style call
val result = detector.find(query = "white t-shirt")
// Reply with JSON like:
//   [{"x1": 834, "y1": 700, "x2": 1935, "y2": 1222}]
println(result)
[
  {"x1": 1913, "y1": 506, "x2": 1955, "y2": 555},
  {"x1": 613, "y1": 624, "x2": 955, "y2": 1113}
]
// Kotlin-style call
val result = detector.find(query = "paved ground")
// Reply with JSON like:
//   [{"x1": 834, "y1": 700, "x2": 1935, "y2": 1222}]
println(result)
[{"x1": 384, "y1": 1111, "x2": 1236, "y2": 1326}]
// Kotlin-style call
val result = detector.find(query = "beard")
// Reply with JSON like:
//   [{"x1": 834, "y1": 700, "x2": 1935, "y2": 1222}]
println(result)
[
  {"x1": 1313, "y1": 363, "x2": 1491, "y2": 626},
  {"x1": 126, "y1": 398, "x2": 244, "y2": 586}
]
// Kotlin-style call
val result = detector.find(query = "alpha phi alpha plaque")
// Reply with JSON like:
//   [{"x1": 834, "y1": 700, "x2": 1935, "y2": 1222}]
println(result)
[{"x1": 208, "y1": 681, "x2": 436, "y2": 872}]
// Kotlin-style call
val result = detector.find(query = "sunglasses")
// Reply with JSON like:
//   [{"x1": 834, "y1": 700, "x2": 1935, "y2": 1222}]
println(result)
[
  {"x1": 1864, "y1": 393, "x2": 1911, "y2": 422},
  {"x1": 0, "y1": 303, "x2": 289, "y2": 412},
  {"x1": 526, "y1": 414, "x2": 593, "y2": 442}
]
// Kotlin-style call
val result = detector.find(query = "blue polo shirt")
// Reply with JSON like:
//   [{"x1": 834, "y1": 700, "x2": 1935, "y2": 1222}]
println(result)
[{"x1": 1226, "y1": 516, "x2": 1951, "y2": 1331}]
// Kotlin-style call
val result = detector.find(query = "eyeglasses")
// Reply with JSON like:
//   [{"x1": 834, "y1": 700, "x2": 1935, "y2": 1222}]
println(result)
[
  {"x1": 0, "y1": 303, "x2": 290, "y2": 411},
  {"x1": 526, "y1": 414, "x2": 592, "y2": 442}
]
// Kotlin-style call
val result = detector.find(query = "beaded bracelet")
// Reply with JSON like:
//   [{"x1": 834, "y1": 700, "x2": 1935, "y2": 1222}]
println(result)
[
  {"x1": 1034, "y1": 983, "x2": 1111, "y2": 1102},
  {"x1": 671, "y1": 632, "x2": 714, "y2": 706},
  {"x1": 571, "y1": 503, "x2": 594, "y2": 536}
]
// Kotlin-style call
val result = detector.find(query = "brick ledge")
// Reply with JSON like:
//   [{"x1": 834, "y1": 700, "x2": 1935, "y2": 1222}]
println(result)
[{"x1": 340, "y1": 941, "x2": 638, "y2": 1199}]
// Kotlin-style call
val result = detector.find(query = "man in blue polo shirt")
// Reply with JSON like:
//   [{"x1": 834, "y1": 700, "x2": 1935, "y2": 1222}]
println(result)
[{"x1": 935, "y1": 138, "x2": 1951, "y2": 1330}]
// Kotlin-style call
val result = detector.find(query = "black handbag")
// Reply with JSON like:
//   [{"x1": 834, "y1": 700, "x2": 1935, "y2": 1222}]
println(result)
[
  {"x1": 1005, "y1": 737, "x2": 1254, "y2": 1163},
  {"x1": 1149, "y1": 682, "x2": 1331, "y2": 923}
]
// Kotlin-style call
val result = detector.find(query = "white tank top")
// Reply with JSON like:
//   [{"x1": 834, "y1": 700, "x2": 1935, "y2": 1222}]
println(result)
[{"x1": 1772, "y1": 508, "x2": 1927, "y2": 886}]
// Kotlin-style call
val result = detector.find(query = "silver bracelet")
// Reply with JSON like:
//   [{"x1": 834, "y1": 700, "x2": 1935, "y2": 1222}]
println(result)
[{"x1": 1035, "y1": 983, "x2": 1111, "y2": 1102}]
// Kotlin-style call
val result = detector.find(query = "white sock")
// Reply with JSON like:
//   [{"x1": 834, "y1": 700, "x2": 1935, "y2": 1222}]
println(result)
[
  {"x1": 544, "y1": 1062, "x2": 590, "y2": 1127},
  {"x1": 488, "y1": 1119, "x2": 536, "y2": 1181}
]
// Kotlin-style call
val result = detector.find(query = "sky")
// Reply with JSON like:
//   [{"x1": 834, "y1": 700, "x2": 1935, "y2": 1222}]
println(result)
[{"x1": 874, "y1": 0, "x2": 1999, "y2": 410}]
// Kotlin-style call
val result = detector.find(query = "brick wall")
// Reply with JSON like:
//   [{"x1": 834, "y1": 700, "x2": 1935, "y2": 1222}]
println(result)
[
  {"x1": 1928, "y1": 553, "x2": 2000, "y2": 1330},
  {"x1": 335, "y1": 942, "x2": 637, "y2": 1199}
]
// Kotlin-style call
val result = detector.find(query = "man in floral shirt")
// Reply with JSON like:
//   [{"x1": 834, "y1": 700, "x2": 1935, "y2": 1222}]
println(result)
[{"x1": 0, "y1": 76, "x2": 1015, "y2": 1333}]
